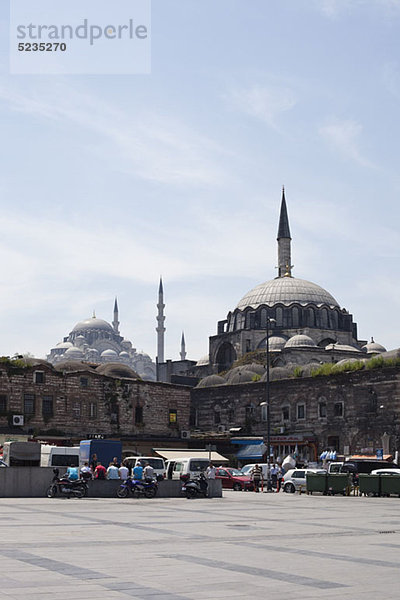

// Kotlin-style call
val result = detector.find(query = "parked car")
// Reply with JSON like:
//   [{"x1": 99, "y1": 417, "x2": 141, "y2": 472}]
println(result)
[
  {"x1": 215, "y1": 467, "x2": 253, "y2": 491},
  {"x1": 370, "y1": 468, "x2": 400, "y2": 475},
  {"x1": 283, "y1": 468, "x2": 326, "y2": 493}
]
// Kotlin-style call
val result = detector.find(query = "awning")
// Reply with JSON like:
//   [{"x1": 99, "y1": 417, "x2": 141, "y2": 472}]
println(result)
[
  {"x1": 236, "y1": 443, "x2": 266, "y2": 460},
  {"x1": 153, "y1": 448, "x2": 229, "y2": 463}
]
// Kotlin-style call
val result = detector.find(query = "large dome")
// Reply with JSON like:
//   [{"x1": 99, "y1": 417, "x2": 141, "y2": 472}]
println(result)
[
  {"x1": 236, "y1": 277, "x2": 339, "y2": 310},
  {"x1": 72, "y1": 317, "x2": 114, "y2": 333}
]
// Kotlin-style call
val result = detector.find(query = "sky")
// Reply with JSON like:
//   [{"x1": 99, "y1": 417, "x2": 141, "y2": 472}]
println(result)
[{"x1": 0, "y1": 0, "x2": 400, "y2": 362}]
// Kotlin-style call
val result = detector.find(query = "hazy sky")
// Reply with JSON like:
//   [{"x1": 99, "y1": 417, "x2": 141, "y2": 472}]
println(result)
[{"x1": 0, "y1": 0, "x2": 400, "y2": 362}]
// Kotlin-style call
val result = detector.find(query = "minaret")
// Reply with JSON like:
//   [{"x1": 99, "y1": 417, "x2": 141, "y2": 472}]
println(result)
[
  {"x1": 277, "y1": 186, "x2": 292, "y2": 277},
  {"x1": 156, "y1": 277, "x2": 165, "y2": 364},
  {"x1": 112, "y1": 297, "x2": 120, "y2": 334},
  {"x1": 180, "y1": 331, "x2": 187, "y2": 361}
]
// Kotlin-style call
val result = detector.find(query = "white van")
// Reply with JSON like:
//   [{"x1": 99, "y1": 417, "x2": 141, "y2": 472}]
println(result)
[
  {"x1": 124, "y1": 456, "x2": 166, "y2": 479},
  {"x1": 169, "y1": 457, "x2": 211, "y2": 480},
  {"x1": 40, "y1": 445, "x2": 80, "y2": 468}
]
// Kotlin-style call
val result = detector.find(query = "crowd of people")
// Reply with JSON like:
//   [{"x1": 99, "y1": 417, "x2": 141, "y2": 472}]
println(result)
[{"x1": 77, "y1": 455, "x2": 155, "y2": 482}]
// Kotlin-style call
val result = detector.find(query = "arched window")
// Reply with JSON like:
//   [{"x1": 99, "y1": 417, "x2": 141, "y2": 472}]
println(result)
[
  {"x1": 306, "y1": 307, "x2": 315, "y2": 327},
  {"x1": 321, "y1": 308, "x2": 328, "y2": 328},
  {"x1": 260, "y1": 308, "x2": 267, "y2": 328},
  {"x1": 331, "y1": 310, "x2": 338, "y2": 329},
  {"x1": 276, "y1": 307, "x2": 283, "y2": 327},
  {"x1": 292, "y1": 306, "x2": 299, "y2": 328}
]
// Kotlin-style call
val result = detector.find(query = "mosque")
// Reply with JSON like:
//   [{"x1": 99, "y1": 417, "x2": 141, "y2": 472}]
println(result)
[
  {"x1": 157, "y1": 189, "x2": 387, "y2": 384},
  {"x1": 47, "y1": 299, "x2": 156, "y2": 381}
]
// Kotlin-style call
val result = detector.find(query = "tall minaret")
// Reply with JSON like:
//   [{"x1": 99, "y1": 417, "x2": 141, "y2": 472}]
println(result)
[
  {"x1": 277, "y1": 186, "x2": 292, "y2": 277},
  {"x1": 156, "y1": 277, "x2": 165, "y2": 364},
  {"x1": 180, "y1": 331, "x2": 187, "y2": 361},
  {"x1": 112, "y1": 297, "x2": 120, "y2": 334}
]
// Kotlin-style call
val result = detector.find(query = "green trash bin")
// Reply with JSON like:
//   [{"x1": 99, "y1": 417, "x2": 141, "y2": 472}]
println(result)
[
  {"x1": 306, "y1": 473, "x2": 327, "y2": 495},
  {"x1": 380, "y1": 474, "x2": 400, "y2": 497},
  {"x1": 327, "y1": 473, "x2": 351, "y2": 495},
  {"x1": 358, "y1": 474, "x2": 380, "y2": 497}
]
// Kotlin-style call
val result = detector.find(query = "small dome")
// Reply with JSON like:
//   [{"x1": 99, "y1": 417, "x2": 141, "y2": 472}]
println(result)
[
  {"x1": 101, "y1": 349, "x2": 118, "y2": 358},
  {"x1": 56, "y1": 341, "x2": 73, "y2": 349},
  {"x1": 361, "y1": 338, "x2": 387, "y2": 354},
  {"x1": 55, "y1": 361, "x2": 94, "y2": 373},
  {"x1": 72, "y1": 317, "x2": 114, "y2": 333},
  {"x1": 196, "y1": 355, "x2": 210, "y2": 366},
  {"x1": 334, "y1": 358, "x2": 360, "y2": 367},
  {"x1": 96, "y1": 363, "x2": 140, "y2": 379},
  {"x1": 196, "y1": 374, "x2": 226, "y2": 388},
  {"x1": 243, "y1": 363, "x2": 266, "y2": 376},
  {"x1": 64, "y1": 347, "x2": 84, "y2": 359},
  {"x1": 264, "y1": 364, "x2": 296, "y2": 381},
  {"x1": 228, "y1": 370, "x2": 257, "y2": 384},
  {"x1": 267, "y1": 336, "x2": 287, "y2": 351},
  {"x1": 285, "y1": 334, "x2": 316, "y2": 349},
  {"x1": 325, "y1": 343, "x2": 361, "y2": 352},
  {"x1": 119, "y1": 351, "x2": 130, "y2": 358}
]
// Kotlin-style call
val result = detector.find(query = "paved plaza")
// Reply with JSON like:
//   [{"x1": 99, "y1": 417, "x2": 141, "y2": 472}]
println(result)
[{"x1": 0, "y1": 491, "x2": 399, "y2": 599}]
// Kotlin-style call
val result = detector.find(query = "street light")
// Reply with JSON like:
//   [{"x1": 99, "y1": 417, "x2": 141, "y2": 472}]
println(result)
[{"x1": 260, "y1": 316, "x2": 276, "y2": 492}]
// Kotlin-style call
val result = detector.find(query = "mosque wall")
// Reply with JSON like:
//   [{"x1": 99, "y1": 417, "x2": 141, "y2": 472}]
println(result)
[{"x1": 191, "y1": 365, "x2": 400, "y2": 456}]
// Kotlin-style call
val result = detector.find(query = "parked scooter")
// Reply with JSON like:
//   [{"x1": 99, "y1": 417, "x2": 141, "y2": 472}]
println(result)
[
  {"x1": 46, "y1": 468, "x2": 88, "y2": 498},
  {"x1": 116, "y1": 476, "x2": 158, "y2": 498},
  {"x1": 181, "y1": 472, "x2": 208, "y2": 498}
]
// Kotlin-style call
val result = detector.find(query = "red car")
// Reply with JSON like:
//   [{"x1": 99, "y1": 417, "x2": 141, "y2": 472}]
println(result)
[{"x1": 215, "y1": 467, "x2": 253, "y2": 491}]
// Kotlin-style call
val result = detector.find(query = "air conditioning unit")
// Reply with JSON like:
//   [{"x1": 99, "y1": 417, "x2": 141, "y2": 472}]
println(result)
[
  {"x1": 218, "y1": 424, "x2": 226, "y2": 433},
  {"x1": 13, "y1": 415, "x2": 24, "y2": 426},
  {"x1": 181, "y1": 430, "x2": 191, "y2": 439}
]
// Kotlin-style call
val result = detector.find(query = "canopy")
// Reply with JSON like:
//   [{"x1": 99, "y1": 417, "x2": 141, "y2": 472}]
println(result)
[
  {"x1": 236, "y1": 443, "x2": 266, "y2": 460},
  {"x1": 153, "y1": 448, "x2": 229, "y2": 463}
]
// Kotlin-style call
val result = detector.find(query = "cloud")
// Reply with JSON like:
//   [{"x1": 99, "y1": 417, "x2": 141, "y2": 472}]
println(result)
[
  {"x1": 227, "y1": 84, "x2": 297, "y2": 129},
  {"x1": 318, "y1": 117, "x2": 374, "y2": 167},
  {"x1": 314, "y1": 0, "x2": 400, "y2": 18},
  {"x1": 0, "y1": 78, "x2": 227, "y2": 187}
]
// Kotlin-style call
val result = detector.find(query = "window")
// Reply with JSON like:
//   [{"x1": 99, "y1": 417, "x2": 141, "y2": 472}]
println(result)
[
  {"x1": 135, "y1": 405, "x2": 143, "y2": 424},
  {"x1": 80, "y1": 377, "x2": 89, "y2": 388},
  {"x1": 24, "y1": 393, "x2": 35, "y2": 415},
  {"x1": 334, "y1": 402, "x2": 343, "y2": 417},
  {"x1": 42, "y1": 395, "x2": 53, "y2": 417},
  {"x1": 214, "y1": 411, "x2": 221, "y2": 425},
  {"x1": 89, "y1": 402, "x2": 97, "y2": 419},
  {"x1": 319, "y1": 402, "x2": 327, "y2": 418},
  {"x1": 261, "y1": 404, "x2": 268, "y2": 422},
  {"x1": 72, "y1": 401, "x2": 81, "y2": 419},
  {"x1": 297, "y1": 404, "x2": 305, "y2": 420},
  {"x1": 0, "y1": 394, "x2": 7, "y2": 414},
  {"x1": 282, "y1": 406, "x2": 289, "y2": 421},
  {"x1": 34, "y1": 371, "x2": 45, "y2": 384},
  {"x1": 169, "y1": 409, "x2": 177, "y2": 424}
]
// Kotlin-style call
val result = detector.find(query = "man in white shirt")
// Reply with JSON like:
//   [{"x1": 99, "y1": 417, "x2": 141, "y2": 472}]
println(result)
[
  {"x1": 143, "y1": 462, "x2": 155, "y2": 481},
  {"x1": 118, "y1": 462, "x2": 129, "y2": 480},
  {"x1": 106, "y1": 462, "x2": 120, "y2": 480},
  {"x1": 206, "y1": 463, "x2": 216, "y2": 479}
]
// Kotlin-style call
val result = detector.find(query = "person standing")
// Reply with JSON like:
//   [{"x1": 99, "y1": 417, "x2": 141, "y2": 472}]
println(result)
[
  {"x1": 271, "y1": 464, "x2": 278, "y2": 490},
  {"x1": 206, "y1": 463, "x2": 216, "y2": 479},
  {"x1": 90, "y1": 453, "x2": 98, "y2": 473},
  {"x1": 250, "y1": 464, "x2": 262, "y2": 492}
]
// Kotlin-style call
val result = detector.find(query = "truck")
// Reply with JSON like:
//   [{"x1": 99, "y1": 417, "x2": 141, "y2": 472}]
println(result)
[
  {"x1": 79, "y1": 439, "x2": 122, "y2": 470},
  {"x1": 40, "y1": 445, "x2": 80, "y2": 468},
  {"x1": 2, "y1": 441, "x2": 41, "y2": 467}
]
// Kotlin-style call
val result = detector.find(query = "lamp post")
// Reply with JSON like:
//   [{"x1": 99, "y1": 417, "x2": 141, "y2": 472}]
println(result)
[{"x1": 260, "y1": 317, "x2": 276, "y2": 492}]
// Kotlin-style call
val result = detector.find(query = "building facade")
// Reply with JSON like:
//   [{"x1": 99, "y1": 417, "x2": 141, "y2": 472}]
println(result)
[{"x1": 0, "y1": 358, "x2": 190, "y2": 452}]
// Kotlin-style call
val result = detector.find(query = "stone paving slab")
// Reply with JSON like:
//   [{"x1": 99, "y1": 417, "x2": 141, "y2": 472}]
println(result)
[{"x1": 0, "y1": 491, "x2": 399, "y2": 599}]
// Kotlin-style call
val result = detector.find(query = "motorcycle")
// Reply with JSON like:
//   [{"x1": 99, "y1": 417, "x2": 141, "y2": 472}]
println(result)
[
  {"x1": 47, "y1": 468, "x2": 88, "y2": 498},
  {"x1": 116, "y1": 476, "x2": 158, "y2": 498},
  {"x1": 181, "y1": 473, "x2": 208, "y2": 498}
]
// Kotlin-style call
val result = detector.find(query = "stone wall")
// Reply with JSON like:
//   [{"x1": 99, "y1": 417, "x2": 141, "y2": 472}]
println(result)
[
  {"x1": 191, "y1": 366, "x2": 400, "y2": 456},
  {"x1": 0, "y1": 362, "x2": 191, "y2": 443}
]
